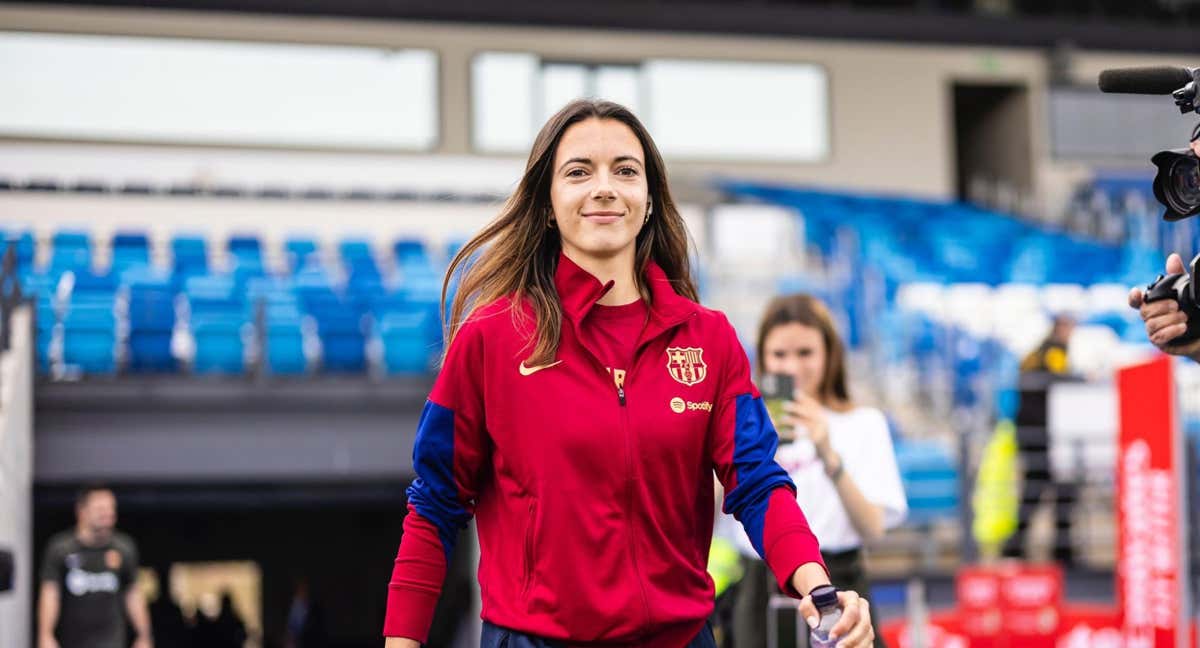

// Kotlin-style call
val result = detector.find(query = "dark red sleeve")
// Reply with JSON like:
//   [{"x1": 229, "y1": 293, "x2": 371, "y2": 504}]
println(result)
[
  {"x1": 384, "y1": 320, "x2": 490, "y2": 641},
  {"x1": 707, "y1": 314, "x2": 826, "y2": 597}
]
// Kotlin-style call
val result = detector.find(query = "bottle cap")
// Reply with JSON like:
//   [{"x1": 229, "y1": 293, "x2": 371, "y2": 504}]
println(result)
[{"x1": 810, "y1": 585, "x2": 839, "y2": 610}]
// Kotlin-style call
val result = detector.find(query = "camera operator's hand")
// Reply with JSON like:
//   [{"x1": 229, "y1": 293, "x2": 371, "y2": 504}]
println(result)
[{"x1": 1129, "y1": 253, "x2": 1200, "y2": 360}]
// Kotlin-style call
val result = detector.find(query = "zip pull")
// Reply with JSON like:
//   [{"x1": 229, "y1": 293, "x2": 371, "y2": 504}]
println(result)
[{"x1": 613, "y1": 369, "x2": 627, "y2": 406}]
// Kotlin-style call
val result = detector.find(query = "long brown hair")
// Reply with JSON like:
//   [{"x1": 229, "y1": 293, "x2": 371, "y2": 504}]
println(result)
[
  {"x1": 442, "y1": 99, "x2": 697, "y2": 365},
  {"x1": 755, "y1": 294, "x2": 853, "y2": 411}
]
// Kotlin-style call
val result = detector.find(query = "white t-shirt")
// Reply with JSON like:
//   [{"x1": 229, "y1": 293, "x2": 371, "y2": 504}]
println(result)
[{"x1": 725, "y1": 406, "x2": 908, "y2": 556}]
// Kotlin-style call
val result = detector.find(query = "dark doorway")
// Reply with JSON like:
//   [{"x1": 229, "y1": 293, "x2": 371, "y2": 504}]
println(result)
[
  {"x1": 953, "y1": 82, "x2": 1034, "y2": 213},
  {"x1": 33, "y1": 482, "x2": 475, "y2": 648}
]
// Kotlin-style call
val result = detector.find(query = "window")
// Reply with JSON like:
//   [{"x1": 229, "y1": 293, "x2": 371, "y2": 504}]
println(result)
[
  {"x1": 472, "y1": 52, "x2": 643, "y2": 154},
  {"x1": 472, "y1": 52, "x2": 829, "y2": 161},
  {"x1": 1049, "y1": 88, "x2": 1195, "y2": 160},
  {"x1": 643, "y1": 59, "x2": 828, "y2": 161},
  {"x1": 0, "y1": 32, "x2": 438, "y2": 150}
]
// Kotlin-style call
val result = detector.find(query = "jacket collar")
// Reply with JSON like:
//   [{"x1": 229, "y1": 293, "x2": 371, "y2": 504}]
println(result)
[{"x1": 554, "y1": 251, "x2": 698, "y2": 340}]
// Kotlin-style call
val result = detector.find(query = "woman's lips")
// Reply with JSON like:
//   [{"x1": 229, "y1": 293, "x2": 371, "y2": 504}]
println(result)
[{"x1": 583, "y1": 211, "x2": 624, "y2": 224}]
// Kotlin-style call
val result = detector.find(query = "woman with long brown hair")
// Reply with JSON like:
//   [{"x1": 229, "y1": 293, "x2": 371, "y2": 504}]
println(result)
[
  {"x1": 382, "y1": 100, "x2": 875, "y2": 648},
  {"x1": 728, "y1": 294, "x2": 906, "y2": 648}
]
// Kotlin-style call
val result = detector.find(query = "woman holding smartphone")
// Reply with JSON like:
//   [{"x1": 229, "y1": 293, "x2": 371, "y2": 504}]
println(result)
[
  {"x1": 730, "y1": 294, "x2": 906, "y2": 648},
  {"x1": 383, "y1": 102, "x2": 876, "y2": 648}
]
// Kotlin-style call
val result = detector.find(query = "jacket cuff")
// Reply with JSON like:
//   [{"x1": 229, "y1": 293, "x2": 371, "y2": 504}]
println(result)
[
  {"x1": 383, "y1": 584, "x2": 439, "y2": 643},
  {"x1": 765, "y1": 528, "x2": 828, "y2": 598}
]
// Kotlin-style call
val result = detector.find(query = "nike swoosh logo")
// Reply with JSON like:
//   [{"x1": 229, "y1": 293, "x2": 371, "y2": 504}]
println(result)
[{"x1": 518, "y1": 360, "x2": 563, "y2": 376}]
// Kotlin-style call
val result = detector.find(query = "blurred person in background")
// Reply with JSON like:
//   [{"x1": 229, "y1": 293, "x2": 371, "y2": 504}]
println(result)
[
  {"x1": 728, "y1": 294, "x2": 906, "y2": 648},
  {"x1": 1001, "y1": 314, "x2": 1080, "y2": 564},
  {"x1": 38, "y1": 484, "x2": 152, "y2": 648},
  {"x1": 148, "y1": 571, "x2": 192, "y2": 648},
  {"x1": 214, "y1": 591, "x2": 249, "y2": 648},
  {"x1": 285, "y1": 578, "x2": 328, "y2": 648},
  {"x1": 383, "y1": 100, "x2": 876, "y2": 648}
]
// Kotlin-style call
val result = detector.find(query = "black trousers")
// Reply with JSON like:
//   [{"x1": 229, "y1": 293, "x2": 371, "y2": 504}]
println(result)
[
  {"x1": 729, "y1": 549, "x2": 885, "y2": 648},
  {"x1": 1001, "y1": 423, "x2": 1077, "y2": 564}
]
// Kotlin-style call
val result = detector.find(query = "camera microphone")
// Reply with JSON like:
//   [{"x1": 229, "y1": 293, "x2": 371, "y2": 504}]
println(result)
[{"x1": 1098, "y1": 67, "x2": 1196, "y2": 95}]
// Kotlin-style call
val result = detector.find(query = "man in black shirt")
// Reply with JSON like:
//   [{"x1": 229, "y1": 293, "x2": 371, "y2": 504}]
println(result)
[
  {"x1": 1001, "y1": 314, "x2": 1081, "y2": 565},
  {"x1": 38, "y1": 485, "x2": 152, "y2": 648}
]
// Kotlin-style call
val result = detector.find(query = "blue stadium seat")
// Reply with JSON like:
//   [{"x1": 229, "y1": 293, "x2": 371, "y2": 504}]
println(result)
[
  {"x1": 317, "y1": 310, "x2": 366, "y2": 372},
  {"x1": 171, "y1": 235, "x2": 209, "y2": 289},
  {"x1": 284, "y1": 237, "x2": 318, "y2": 274},
  {"x1": 191, "y1": 317, "x2": 244, "y2": 374},
  {"x1": 894, "y1": 439, "x2": 960, "y2": 525},
  {"x1": 394, "y1": 238, "x2": 433, "y2": 270},
  {"x1": 378, "y1": 308, "x2": 438, "y2": 374},
  {"x1": 227, "y1": 234, "x2": 262, "y2": 263},
  {"x1": 70, "y1": 270, "x2": 118, "y2": 298},
  {"x1": 186, "y1": 274, "x2": 246, "y2": 374},
  {"x1": 62, "y1": 299, "x2": 117, "y2": 373},
  {"x1": 339, "y1": 239, "x2": 375, "y2": 272},
  {"x1": 2, "y1": 230, "x2": 36, "y2": 281},
  {"x1": 127, "y1": 271, "x2": 176, "y2": 372},
  {"x1": 50, "y1": 230, "x2": 91, "y2": 275},
  {"x1": 110, "y1": 231, "x2": 150, "y2": 273},
  {"x1": 34, "y1": 293, "x2": 57, "y2": 374},
  {"x1": 265, "y1": 316, "x2": 307, "y2": 375}
]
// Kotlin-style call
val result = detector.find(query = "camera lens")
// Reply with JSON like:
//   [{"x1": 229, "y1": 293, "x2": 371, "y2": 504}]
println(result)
[
  {"x1": 1167, "y1": 155, "x2": 1200, "y2": 215},
  {"x1": 1155, "y1": 150, "x2": 1200, "y2": 220}
]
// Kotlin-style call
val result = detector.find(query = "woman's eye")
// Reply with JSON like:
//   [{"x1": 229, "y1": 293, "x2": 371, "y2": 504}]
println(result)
[
  {"x1": 617, "y1": 166, "x2": 638, "y2": 176},
  {"x1": 566, "y1": 168, "x2": 587, "y2": 177}
]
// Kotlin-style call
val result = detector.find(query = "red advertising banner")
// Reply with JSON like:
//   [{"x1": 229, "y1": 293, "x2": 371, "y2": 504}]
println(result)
[
  {"x1": 879, "y1": 611, "x2": 968, "y2": 648},
  {"x1": 1115, "y1": 355, "x2": 1190, "y2": 648},
  {"x1": 955, "y1": 563, "x2": 1062, "y2": 647}
]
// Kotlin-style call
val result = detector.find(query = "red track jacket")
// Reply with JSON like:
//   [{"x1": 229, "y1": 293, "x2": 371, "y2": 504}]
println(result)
[{"x1": 385, "y1": 253, "x2": 825, "y2": 646}]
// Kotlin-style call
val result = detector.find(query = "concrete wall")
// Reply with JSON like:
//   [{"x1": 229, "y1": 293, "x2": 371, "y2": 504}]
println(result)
[
  {"x1": 0, "y1": 307, "x2": 34, "y2": 648},
  {"x1": 0, "y1": 5, "x2": 1189, "y2": 213}
]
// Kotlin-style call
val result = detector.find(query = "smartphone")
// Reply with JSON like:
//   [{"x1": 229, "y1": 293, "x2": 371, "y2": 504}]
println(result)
[{"x1": 760, "y1": 373, "x2": 795, "y2": 442}]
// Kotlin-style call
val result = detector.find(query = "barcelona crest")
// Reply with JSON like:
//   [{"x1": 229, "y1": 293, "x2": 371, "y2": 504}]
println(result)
[{"x1": 666, "y1": 347, "x2": 707, "y2": 386}]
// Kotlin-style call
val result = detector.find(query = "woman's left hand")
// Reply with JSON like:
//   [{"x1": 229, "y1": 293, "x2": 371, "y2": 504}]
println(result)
[
  {"x1": 797, "y1": 589, "x2": 874, "y2": 647},
  {"x1": 783, "y1": 392, "x2": 832, "y2": 458}
]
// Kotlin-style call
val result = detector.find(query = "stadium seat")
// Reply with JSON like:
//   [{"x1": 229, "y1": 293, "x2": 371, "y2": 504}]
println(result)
[
  {"x1": 171, "y1": 235, "x2": 209, "y2": 289},
  {"x1": 186, "y1": 274, "x2": 246, "y2": 374},
  {"x1": 62, "y1": 298, "x2": 117, "y2": 374},
  {"x1": 50, "y1": 230, "x2": 91, "y2": 275},
  {"x1": 378, "y1": 307, "x2": 438, "y2": 374},
  {"x1": 264, "y1": 316, "x2": 307, "y2": 375},
  {"x1": 110, "y1": 231, "x2": 151, "y2": 273},
  {"x1": 894, "y1": 439, "x2": 961, "y2": 525},
  {"x1": 191, "y1": 317, "x2": 245, "y2": 374},
  {"x1": 127, "y1": 271, "x2": 176, "y2": 372},
  {"x1": 284, "y1": 237, "x2": 319, "y2": 274}
]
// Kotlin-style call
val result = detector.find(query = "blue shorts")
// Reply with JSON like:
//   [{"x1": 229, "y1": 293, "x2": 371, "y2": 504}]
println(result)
[{"x1": 481, "y1": 620, "x2": 717, "y2": 648}]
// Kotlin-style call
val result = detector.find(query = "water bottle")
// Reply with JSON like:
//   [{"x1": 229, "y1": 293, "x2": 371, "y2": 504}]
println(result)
[{"x1": 808, "y1": 585, "x2": 842, "y2": 648}]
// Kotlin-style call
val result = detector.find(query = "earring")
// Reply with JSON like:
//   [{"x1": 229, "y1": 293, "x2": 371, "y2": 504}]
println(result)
[
  {"x1": 546, "y1": 209, "x2": 556, "y2": 229},
  {"x1": 644, "y1": 199, "x2": 653, "y2": 225}
]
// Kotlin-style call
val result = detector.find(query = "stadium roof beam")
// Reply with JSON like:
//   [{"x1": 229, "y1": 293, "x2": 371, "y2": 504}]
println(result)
[{"x1": 21, "y1": 0, "x2": 1200, "y2": 53}]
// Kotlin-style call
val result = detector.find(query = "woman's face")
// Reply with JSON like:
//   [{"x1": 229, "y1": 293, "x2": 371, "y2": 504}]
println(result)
[
  {"x1": 761, "y1": 322, "x2": 827, "y2": 400},
  {"x1": 549, "y1": 117, "x2": 649, "y2": 266}
]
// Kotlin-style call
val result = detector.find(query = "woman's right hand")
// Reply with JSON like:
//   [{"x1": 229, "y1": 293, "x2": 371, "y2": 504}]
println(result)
[
  {"x1": 384, "y1": 638, "x2": 421, "y2": 648},
  {"x1": 797, "y1": 589, "x2": 874, "y2": 648}
]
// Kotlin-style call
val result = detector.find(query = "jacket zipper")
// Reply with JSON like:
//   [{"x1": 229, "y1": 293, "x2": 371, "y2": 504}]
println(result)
[
  {"x1": 570, "y1": 309, "x2": 697, "y2": 639},
  {"x1": 613, "y1": 368, "x2": 627, "y2": 406}
]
